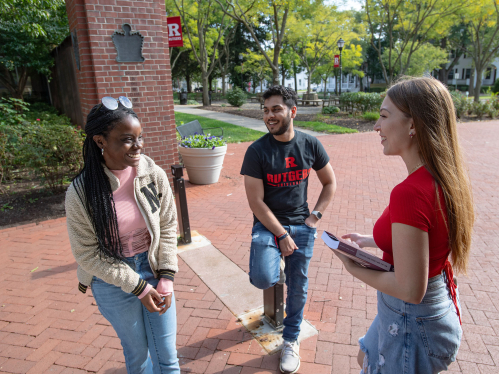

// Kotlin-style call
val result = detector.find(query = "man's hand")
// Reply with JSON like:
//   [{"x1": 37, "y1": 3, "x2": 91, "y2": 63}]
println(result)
[
  {"x1": 279, "y1": 235, "x2": 298, "y2": 257},
  {"x1": 140, "y1": 288, "x2": 166, "y2": 314},
  {"x1": 304, "y1": 215, "x2": 319, "y2": 228}
]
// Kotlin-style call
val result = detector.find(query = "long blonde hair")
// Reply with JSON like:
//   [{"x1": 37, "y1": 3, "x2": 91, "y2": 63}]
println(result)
[{"x1": 387, "y1": 77, "x2": 474, "y2": 274}]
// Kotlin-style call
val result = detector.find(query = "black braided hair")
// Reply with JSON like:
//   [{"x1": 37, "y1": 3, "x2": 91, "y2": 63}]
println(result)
[
  {"x1": 262, "y1": 85, "x2": 298, "y2": 109},
  {"x1": 73, "y1": 103, "x2": 139, "y2": 263}
]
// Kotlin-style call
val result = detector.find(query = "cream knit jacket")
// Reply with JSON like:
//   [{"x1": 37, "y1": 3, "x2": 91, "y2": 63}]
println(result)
[{"x1": 65, "y1": 155, "x2": 178, "y2": 295}]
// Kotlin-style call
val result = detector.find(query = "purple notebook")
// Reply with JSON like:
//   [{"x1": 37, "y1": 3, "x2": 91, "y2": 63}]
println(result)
[{"x1": 321, "y1": 230, "x2": 394, "y2": 272}]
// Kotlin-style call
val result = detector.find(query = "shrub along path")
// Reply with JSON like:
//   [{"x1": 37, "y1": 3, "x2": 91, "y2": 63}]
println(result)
[
  {"x1": 0, "y1": 120, "x2": 498, "y2": 373},
  {"x1": 174, "y1": 106, "x2": 326, "y2": 137},
  {"x1": 196, "y1": 103, "x2": 376, "y2": 133}
]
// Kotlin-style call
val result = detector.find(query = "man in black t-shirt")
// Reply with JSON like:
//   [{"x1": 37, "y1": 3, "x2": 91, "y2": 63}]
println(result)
[{"x1": 240, "y1": 86, "x2": 336, "y2": 374}]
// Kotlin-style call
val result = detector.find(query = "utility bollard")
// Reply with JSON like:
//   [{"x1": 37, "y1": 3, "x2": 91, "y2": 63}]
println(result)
[
  {"x1": 171, "y1": 165, "x2": 191, "y2": 244},
  {"x1": 263, "y1": 284, "x2": 284, "y2": 330}
]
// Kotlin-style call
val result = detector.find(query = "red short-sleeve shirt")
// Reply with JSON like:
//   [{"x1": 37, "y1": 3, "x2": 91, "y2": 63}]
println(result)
[{"x1": 373, "y1": 167, "x2": 450, "y2": 278}]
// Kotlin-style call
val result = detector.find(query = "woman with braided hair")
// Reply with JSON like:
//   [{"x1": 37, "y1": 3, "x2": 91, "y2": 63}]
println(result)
[{"x1": 65, "y1": 96, "x2": 180, "y2": 373}]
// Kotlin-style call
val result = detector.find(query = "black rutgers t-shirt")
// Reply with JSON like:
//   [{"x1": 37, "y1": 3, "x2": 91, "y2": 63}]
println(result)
[{"x1": 240, "y1": 130, "x2": 330, "y2": 226}]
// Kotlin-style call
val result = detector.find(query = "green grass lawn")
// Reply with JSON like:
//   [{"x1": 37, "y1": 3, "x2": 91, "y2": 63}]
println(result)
[
  {"x1": 294, "y1": 121, "x2": 357, "y2": 134},
  {"x1": 174, "y1": 112, "x2": 264, "y2": 143}
]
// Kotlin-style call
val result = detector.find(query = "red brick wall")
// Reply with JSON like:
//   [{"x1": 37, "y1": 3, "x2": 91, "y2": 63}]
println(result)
[{"x1": 64, "y1": 0, "x2": 178, "y2": 174}]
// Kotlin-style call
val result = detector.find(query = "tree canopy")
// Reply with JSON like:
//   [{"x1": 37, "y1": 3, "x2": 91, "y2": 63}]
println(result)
[
  {"x1": 365, "y1": 0, "x2": 467, "y2": 85},
  {"x1": 459, "y1": 0, "x2": 499, "y2": 101},
  {"x1": 287, "y1": 3, "x2": 361, "y2": 92},
  {"x1": 0, "y1": 0, "x2": 69, "y2": 99}
]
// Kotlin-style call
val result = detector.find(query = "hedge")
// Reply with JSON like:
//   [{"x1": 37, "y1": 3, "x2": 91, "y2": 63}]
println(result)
[{"x1": 0, "y1": 98, "x2": 84, "y2": 191}]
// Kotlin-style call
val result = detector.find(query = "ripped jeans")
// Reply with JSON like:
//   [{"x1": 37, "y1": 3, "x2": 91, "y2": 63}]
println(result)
[
  {"x1": 249, "y1": 222, "x2": 317, "y2": 342},
  {"x1": 91, "y1": 251, "x2": 180, "y2": 374},
  {"x1": 359, "y1": 273, "x2": 462, "y2": 374}
]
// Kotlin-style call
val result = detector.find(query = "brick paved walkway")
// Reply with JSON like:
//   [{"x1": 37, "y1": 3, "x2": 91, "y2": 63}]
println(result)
[{"x1": 1, "y1": 121, "x2": 498, "y2": 373}]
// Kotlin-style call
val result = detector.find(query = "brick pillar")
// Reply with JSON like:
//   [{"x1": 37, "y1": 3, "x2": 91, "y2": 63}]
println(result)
[{"x1": 64, "y1": 0, "x2": 178, "y2": 174}]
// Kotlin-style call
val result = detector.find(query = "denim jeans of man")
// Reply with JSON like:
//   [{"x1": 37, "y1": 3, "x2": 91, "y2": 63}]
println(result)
[
  {"x1": 249, "y1": 222, "x2": 316, "y2": 342},
  {"x1": 91, "y1": 251, "x2": 180, "y2": 374}
]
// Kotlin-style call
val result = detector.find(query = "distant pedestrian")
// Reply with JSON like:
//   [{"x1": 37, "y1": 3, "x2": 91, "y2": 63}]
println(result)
[
  {"x1": 65, "y1": 96, "x2": 180, "y2": 373},
  {"x1": 335, "y1": 77, "x2": 474, "y2": 374},
  {"x1": 241, "y1": 86, "x2": 337, "y2": 374}
]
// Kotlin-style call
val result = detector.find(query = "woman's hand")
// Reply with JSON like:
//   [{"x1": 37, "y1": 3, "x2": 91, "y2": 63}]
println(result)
[
  {"x1": 159, "y1": 294, "x2": 172, "y2": 315},
  {"x1": 341, "y1": 233, "x2": 376, "y2": 248},
  {"x1": 140, "y1": 288, "x2": 166, "y2": 313},
  {"x1": 331, "y1": 248, "x2": 359, "y2": 273},
  {"x1": 155, "y1": 278, "x2": 173, "y2": 316}
]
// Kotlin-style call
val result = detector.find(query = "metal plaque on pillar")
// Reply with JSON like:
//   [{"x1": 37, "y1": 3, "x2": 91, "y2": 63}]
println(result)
[{"x1": 112, "y1": 24, "x2": 145, "y2": 63}]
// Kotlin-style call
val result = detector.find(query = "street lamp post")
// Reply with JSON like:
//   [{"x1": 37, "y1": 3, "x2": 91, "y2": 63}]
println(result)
[{"x1": 337, "y1": 38, "x2": 345, "y2": 95}]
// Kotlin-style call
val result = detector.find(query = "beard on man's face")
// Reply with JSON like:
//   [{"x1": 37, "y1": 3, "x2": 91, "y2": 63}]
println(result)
[{"x1": 267, "y1": 110, "x2": 292, "y2": 136}]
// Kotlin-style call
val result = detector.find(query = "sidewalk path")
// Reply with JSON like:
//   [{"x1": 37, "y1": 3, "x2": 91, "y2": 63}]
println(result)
[
  {"x1": 174, "y1": 105, "x2": 325, "y2": 137},
  {"x1": 1, "y1": 120, "x2": 498, "y2": 373}
]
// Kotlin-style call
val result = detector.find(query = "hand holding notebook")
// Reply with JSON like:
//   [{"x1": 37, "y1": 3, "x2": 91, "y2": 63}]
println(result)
[{"x1": 321, "y1": 230, "x2": 394, "y2": 272}]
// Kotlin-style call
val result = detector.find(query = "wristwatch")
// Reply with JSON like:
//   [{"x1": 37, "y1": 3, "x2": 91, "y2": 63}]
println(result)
[{"x1": 311, "y1": 211, "x2": 322, "y2": 220}]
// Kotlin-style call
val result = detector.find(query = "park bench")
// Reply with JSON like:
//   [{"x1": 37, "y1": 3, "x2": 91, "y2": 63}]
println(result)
[
  {"x1": 298, "y1": 93, "x2": 322, "y2": 106},
  {"x1": 297, "y1": 98, "x2": 322, "y2": 106},
  {"x1": 250, "y1": 92, "x2": 264, "y2": 105},
  {"x1": 176, "y1": 120, "x2": 224, "y2": 138},
  {"x1": 322, "y1": 96, "x2": 340, "y2": 108}
]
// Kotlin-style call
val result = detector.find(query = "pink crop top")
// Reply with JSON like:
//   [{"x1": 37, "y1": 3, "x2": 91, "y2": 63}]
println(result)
[{"x1": 110, "y1": 167, "x2": 172, "y2": 299}]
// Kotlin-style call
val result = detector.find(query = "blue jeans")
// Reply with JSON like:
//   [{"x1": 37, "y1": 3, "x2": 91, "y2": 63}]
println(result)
[
  {"x1": 359, "y1": 273, "x2": 462, "y2": 374},
  {"x1": 91, "y1": 251, "x2": 180, "y2": 374},
  {"x1": 249, "y1": 222, "x2": 317, "y2": 342}
]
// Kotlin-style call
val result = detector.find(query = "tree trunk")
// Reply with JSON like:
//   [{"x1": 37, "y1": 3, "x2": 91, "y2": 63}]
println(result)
[
  {"x1": 0, "y1": 67, "x2": 28, "y2": 100},
  {"x1": 438, "y1": 68, "x2": 447, "y2": 85},
  {"x1": 272, "y1": 67, "x2": 279, "y2": 86},
  {"x1": 221, "y1": 74, "x2": 226, "y2": 96},
  {"x1": 293, "y1": 62, "x2": 297, "y2": 92},
  {"x1": 474, "y1": 68, "x2": 483, "y2": 102},
  {"x1": 13, "y1": 68, "x2": 28, "y2": 100},
  {"x1": 323, "y1": 78, "x2": 327, "y2": 97},
  {"x1": 202, "y1": 73, "x2": 210, "y2": 106},
  {"x1": 469, "y1": 69, "x2": 475, "y2": 99},
  {"x1": 281, "y1": 64, "x2": 285, "y2": 86},
  {"x1": 186, "y1": 75, "x2": 192, "y2": 93},
  {"x1": 307, "y1": 72, "x2": 311, "y2": 94}
]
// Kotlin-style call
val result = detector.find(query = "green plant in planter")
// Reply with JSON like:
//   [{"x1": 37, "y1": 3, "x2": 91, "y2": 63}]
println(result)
[
  {"x1": 179, "y1": 134, "x2": 227, "y2": 149},
  {"x1": 178, "y1": 134, "x2": 228, "y2": 185}
]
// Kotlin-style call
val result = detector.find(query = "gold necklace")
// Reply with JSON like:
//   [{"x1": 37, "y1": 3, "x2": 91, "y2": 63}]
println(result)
[{"x1": 409, "y1": 162, "x2": 424, "y2": 175}]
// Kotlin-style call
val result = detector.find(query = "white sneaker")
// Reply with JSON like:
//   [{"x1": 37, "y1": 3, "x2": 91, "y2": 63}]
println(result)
[
  {"x1": 280, "y1": 340, "x2": 300, "y2": 373},
  {"x1": 278, "y1": 257, "x2": 286, "y2": 284}
]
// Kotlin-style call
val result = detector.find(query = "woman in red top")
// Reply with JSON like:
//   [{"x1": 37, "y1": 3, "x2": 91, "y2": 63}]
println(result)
[{"x1": 333, "y1": 77, "x2": 474, "y2": 374}]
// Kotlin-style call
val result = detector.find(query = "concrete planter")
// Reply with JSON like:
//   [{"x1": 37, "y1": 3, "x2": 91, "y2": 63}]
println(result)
[{"x1": 178, "y1": 145, "x2": 227, "y2": 185}]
